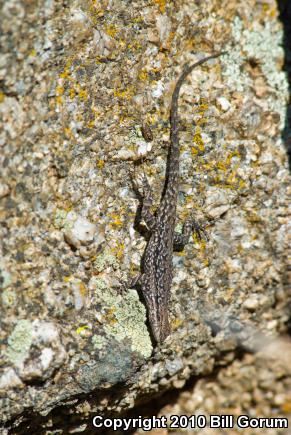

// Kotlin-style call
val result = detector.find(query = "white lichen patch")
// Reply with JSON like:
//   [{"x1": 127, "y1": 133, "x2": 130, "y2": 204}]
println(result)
[
  {"x1": 54, "y1": 208, "x2": 72, "y2": 230},
  {"x1": 91, "y1": 334, "x2": 107, "y2": 350},
  {"x1": 94, "y1": 248, "x2": 119, "y2": 273},
  {"x1": 1, "y1": 288, "x2": 17, "y2": 307},
  {"x1": 242, "y1": 21, "x2": 286, "y2": 91},
  {"x1": 6, "y1": 319, "x2": 34, "y2": 365},
  {"x1": 222, "y1": 17, "x2": 288, "y2": 128},
  {"x1": 5, "y1": 320, "x2": 66, "y2": 381},
  {"x1": 90, "y1": 278, "x2": 152, "y2": 358}
]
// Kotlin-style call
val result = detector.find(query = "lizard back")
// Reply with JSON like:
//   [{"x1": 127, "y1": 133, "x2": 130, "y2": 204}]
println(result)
[{"x1": 140, "y1": 53, "x2": 224, "y2": 343}]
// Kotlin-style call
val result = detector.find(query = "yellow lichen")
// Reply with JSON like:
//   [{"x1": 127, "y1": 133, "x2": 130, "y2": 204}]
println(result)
[
  {"x1": 175, "y1": 251, "x2": 186, "y2": 257},
  {"x1": 127, "y1": 39, "x2": 142, "y2": 51},
  {"x1": 226, "y1": 171, "x2": 237, "y2": 185},
  {"x1": 79, "y1": 282, "x2": 87, "y2": 296},
  {"x1": 138, "y1": 70, "x2": 148, "y2": 81},
  {"x1": 64, "y1": 127, "x2": 73, "y2": 138},
  {"x1": 217, "y1": 161, "x2": 227, "y2": 171},
  {"x1": 105, "y1": 24, "x2": 118, "y2": 38},
  {"x1": 69, "y1": 88, "x2": 76, "y2": 99},
  {"x1": 196, "y1": 117, "x2": 208, "y2": 125},
  {"x1": 172, "y1": 317, "x2": 183, "y2": 330},
  {"x1": 281, "y1": 400, "x2": 291, "y2": 413},
  {"x1": 193, "y1": 233, "x2": 206, "y2": 249},
  {"x1": 76, "y1": 325, "x2": 89, "y2": 334},
  {"x1": 199, "y1": 103, "x2": 209, "y2": 111},
  {"x1": 56, "y1": 85, "x2": 64, "y2": 96},
  {"x1": 113, "y1": 86, "x2": 134, "y2": 99},
  {"x1": 105, "y1": 307, "x2": 118, "y2": 325},
  {"x1": 108, "y1": 212, "x2": 123, "y2": 227},
  {"x1": 60, "y1": 59, "x2": 72, "y2": 80},
  {"x1": 118, "y1": 39, "x2": 127, "y2": 50},
  {"x1": 87, "y1": 119, "x2": 95, "y2": 128},
  {"x1": 191, "y1": 147, "x2": 198, "y2": 156},
  {"x1": 29, "y1": 48, "x2": 37, "y2": 57},
  {"x1": 97, "y1": 159, "x2": 105, "y2": 168},
  {"x1": 55, "y1": 96, "x2": 62, "y2": 105},
  {"x1": 111, "y1": 242, "x2": 125, "y2": 260},
  {"x1": 193, "y1": 132, "x2": 205, "y2": 150},
  {"x1": 225, "y1": 150, "x2": 240, "y2": 166},
  {"x1": 78, "y1": 88, "x2": 88, "y2": 100},
  {"x1": 153, "y1": 0, "x2": 166, "y2": 13}
]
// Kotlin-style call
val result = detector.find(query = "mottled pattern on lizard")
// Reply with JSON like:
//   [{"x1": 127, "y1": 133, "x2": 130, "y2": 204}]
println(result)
[{"x1": 136, "y1": 53, "x2": 223, "y2": 343}]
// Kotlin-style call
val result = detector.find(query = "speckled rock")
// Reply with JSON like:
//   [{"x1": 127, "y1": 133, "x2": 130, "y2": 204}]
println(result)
[
  {"x1": 135, "y1": 338, "x2": 291, "y2": 435},
  {"x1": 0, "y1": 0, "x2": 290, "y2": 433}
]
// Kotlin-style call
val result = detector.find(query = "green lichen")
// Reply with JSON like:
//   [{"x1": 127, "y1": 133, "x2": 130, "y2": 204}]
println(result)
[
  {"x1": 54, "y1": 209, "x2": 76, "y2": 230},
  {"x1": 94, "y1": 248, "x2": 119, "y2": 272},
  {"x1": 6, "y1": 320, "x2": 33, "y2": 364},
  {"x1": 93, "y1": 277, "x2": 109, "y2": 293},
  {"x1": 106, "y1": 289, "x2": 152, "y2": 357},
  {"x1": 91, "y1": 278, "x2": 152, "y2": 358},
  {"x1": 242, "y1": 21, "x2": 286, "y2": 92},
  {"x1": 92, "y1": 334, "x2": 107, "y2": 350},
  {"x1": 175, "y1": 222, "x2": 183, "y2": 234},
  {"x1": 223, "y1": 17, "x2": 288, "y2": 127},
  {"x1": 54, "y1": 209, "x2": 68, "y2": 229},
  {"x1": 1, "y1": 289, "x2": 17, "y2": 307}
]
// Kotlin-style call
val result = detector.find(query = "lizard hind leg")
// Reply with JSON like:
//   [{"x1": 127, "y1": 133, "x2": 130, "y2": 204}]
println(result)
[
  {"x1": 116, "y1": 274, "x2": 141, "y2": 295},
  {"x1": 173, "y1": 218, "x2": 208, "y2": 250}
]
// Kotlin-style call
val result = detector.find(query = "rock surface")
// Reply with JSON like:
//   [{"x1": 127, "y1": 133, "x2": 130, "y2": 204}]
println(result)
[{"x1": 0, "y1": 0, "x2": 290, "y2": 433}]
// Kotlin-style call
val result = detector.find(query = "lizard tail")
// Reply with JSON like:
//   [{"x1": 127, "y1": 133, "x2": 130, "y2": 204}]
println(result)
[
  {"x1": 167, "y1": 52, "x2": 225, "y2": 186},
  {"x1": 170, "y1": 51, "x2": 226, "y2": 129}
]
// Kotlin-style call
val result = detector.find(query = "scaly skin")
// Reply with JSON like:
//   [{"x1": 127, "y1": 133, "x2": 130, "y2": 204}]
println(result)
[{"x1": 138, "y1": 53, "x2": 224, "y2": 343}]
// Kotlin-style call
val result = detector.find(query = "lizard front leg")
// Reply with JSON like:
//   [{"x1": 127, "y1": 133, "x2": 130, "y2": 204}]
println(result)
[
  {"x1": 173, "y1": 218, "x2": 208, "y2": 250},
  {"x1": 123, "y1": 174, "x2": 155, "y2": 292}
]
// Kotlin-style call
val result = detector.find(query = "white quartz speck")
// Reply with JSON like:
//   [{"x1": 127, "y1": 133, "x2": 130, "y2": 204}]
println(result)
[
  {"x1": 152, "y1": 81, "x2": 165, "y2": 98},
  {"x1": 40, "y1": 347, "x2": 54, "y2": 370},
  {"x1": 216, "y1": 96, "x2": 231, "y2": 111}
]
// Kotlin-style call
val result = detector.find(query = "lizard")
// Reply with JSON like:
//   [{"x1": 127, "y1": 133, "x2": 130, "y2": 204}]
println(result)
[{"x1": 133, "y1": 53, "x2": 224, "y2": 343}]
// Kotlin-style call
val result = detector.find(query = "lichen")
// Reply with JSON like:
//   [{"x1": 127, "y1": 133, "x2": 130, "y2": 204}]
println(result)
[
  {"x1": 91, "y1": 278, "x2": 152, "y2": 358},
  {"x1": 94, "y1": 248, "x2": 119, "y2": 272},
  {"x1": 54, "y1": 208, "x2": 72, "y2": 229},
  {"x1": 6, "y1": 320, "x2": 33, "y2": 365},
  {"x1": 222, "y1": 17, "x2": 288, "y2": 127},
  {"x1": 91, "y1": 334, "x2": 107, "y2": 350},
  {"x1": 1, "y1": 289, "x2": 17, "y2": 307},
  {"x1": 242, "y1": 21, "x2": 286, "y2": 92}
]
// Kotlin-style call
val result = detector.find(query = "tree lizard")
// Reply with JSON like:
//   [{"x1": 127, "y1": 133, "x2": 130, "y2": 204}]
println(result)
[{"x1": 134, "y1": 53, "x2": 224, "y2": 343}]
